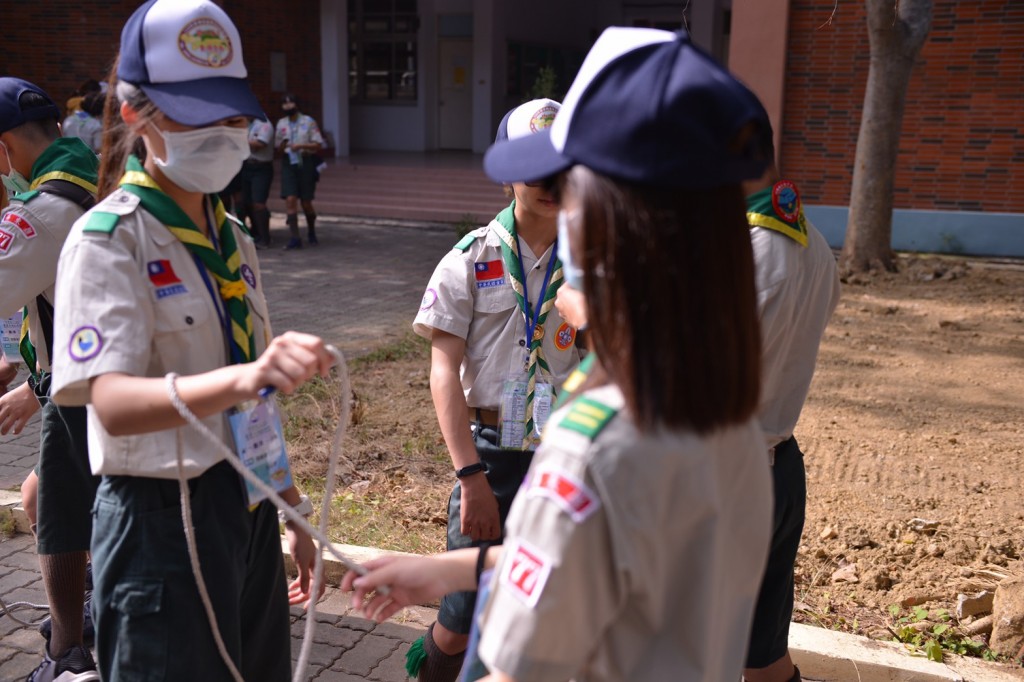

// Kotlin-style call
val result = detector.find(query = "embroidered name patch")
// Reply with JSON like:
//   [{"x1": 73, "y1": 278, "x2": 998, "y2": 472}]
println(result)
[
  {"x1": 501, "y1": 540, "x2": 552, "y2": 608},
  {"x1": 147, "y1": 260, "x2": 188, "y2": 299},
  {"x1": 474, "y1": 260, "x2": 505, "y2": 289},
  {"x1": 69, "y1": 326, "x2": 103, "y2": 362},
  {"x1": 554, "y1": 322, "x2": 576, "y2": 351},
  {"x1": 420, "y1": 287, "x2": 437, "y2": 310},
  {"x1": 0, "y1": 229, "x2": 13, "y2": 254},
  {"x1": 2, "y1": 213, "x2": 36, "y2": 239},
  {"x1": 241, "y1": 263, "x2": 256, "y2": 288},
  {"x1": 528, "y1": 467, "x2": 601, "y2": 523}
]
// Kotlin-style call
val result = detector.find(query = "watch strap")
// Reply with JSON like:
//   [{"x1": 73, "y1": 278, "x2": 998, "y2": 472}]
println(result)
[{"x1": 455, "y1": 462, "x2": 487, "y2": 479}]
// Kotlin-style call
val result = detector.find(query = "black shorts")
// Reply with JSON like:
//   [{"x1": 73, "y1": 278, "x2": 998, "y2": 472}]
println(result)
[
  {"x1": 437, "y1": 425, "x2": 533, "y2": 634},
  {"x1": 279, "y1": 156, "x2": 317, "y2": 202},
  {"x1": 35, "y1": 393, "x2": 99, "y2": 555},
  {"x1": 746, "y1": 435, "x2": 807, "y2": 668},
  {"x1": 241, "y1": 161, "x2": 274, "y2": 206}
]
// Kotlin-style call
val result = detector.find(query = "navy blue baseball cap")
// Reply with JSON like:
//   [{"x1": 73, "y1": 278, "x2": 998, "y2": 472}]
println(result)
[
  {"x1": 484, "y1": 27, "x2": 771, "y2": 189},
  {"x1": 0, "y1": 78, "x2": 61, "y2": 135},
  {"x1": 118, "y1": 0, "x2": 264, "y2": 126}
]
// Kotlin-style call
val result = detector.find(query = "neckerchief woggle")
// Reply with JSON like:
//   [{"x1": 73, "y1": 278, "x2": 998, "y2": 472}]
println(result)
[
  {"x1": 745, "y1": 180, "x2": 809, "y2": 246},
  {"x1": 491, "y1": 201, "x2": 563, "y2": 446},
  {"x1": 119, "y1": 156, "x2": 255, "y2": 364}
]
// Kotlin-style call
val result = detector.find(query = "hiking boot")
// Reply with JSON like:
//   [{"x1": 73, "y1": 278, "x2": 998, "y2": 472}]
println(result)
[
  {"x1": 283, "y1": 237, "x2": 302, "y2": 250},
  {"x1": 26, "y1": 644, "x2": 99, "y2": 682}
]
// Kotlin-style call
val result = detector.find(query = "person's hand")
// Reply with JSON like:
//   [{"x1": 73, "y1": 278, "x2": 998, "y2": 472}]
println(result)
[
  {"x1": 0, "y1": 356, "x2": 19, "y2": 393},
  {"x1": 554, "y1": 284, "x2": 587, "y2": 330},
  {"x1": 285, "y1": 522, "x2": 324, "y2": 608},
  {"x1": 459, "y1": 473, "x2": 500, "y2": 541},
  {"x1": 0, "y1": 382, "x2": 39, "y2": 435},
  {"x1": 342, "y1": 554, "x2": 465, "y2": 623},
  {"x1": 237, "y1": 331, "x2": 333, "y2": 398}
]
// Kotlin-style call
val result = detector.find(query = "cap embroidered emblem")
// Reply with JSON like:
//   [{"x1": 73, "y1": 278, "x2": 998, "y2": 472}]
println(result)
[
  {"x1": 178, "y1": 18, "x2": 234, "y2": 68},
  {"x1": 530, "y1": 105, "x2": 558, "y2": 134}
]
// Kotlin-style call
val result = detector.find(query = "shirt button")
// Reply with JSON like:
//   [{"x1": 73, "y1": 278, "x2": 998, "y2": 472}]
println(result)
[
  {"x1": 185, "y1": 316, "x2": 194, "y2": 325},
  {"x1": 519, "y1": 339, "x2": 526, "y2": 346}
]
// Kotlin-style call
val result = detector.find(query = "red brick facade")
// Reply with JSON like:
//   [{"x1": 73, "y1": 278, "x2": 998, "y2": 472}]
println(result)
[
  {"x1": 783, "y1": 0, "x2": 1024, "y2": 212},
  {"x1": 6, "y1": 1, "x2": 322, "y2": 127}
]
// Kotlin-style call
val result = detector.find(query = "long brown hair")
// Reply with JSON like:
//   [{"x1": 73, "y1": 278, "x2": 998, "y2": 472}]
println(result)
[
  {"x1": 97, "y1": 55, "x2": 156, "y2": 200},
  {"x1": 565, "y1": 165, "x2": 761, "y2": 434}
]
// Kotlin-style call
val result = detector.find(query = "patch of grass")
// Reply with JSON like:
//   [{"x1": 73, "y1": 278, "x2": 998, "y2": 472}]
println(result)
[
  {"x1": 887, "y1": 604, "x2": 1002, "y2": 662},
  {"x1": 350, "y1": 333, "x2": 430, "y2": 369},
  {"x1": 453, "y1": 213, "x2": 478, "y2": 239}
]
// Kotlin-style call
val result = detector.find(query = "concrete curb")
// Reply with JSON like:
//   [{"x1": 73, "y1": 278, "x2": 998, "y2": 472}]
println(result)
[{"x1": 3, "y1": 493, "x2": 1019, "y2": 681}]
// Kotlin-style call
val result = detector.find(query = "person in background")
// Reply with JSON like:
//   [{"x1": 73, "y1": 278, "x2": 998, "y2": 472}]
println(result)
[
  {"x1": 345, "y1": 27, "x2": 774, "y2": 682},
  {"x1": 275, "y1": 93, "x2": 323, "y2": 249},
  {"x1": 62, "y1": 91, "x2": 104, "y2": 154},
  {"x1": 240, "y1": 109, "x2": 275, "y2": 248}
]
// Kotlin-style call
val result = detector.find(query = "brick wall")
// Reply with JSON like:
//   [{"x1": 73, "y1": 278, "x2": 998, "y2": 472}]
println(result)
[
  {"x1": 6, "y1": 0, "x2": 322, "y2": 128},
  {"x1": 783, "y1": 0, "x2": 1024, "y2": 213}
]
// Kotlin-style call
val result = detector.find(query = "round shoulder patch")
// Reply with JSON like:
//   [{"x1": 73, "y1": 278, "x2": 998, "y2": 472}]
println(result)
[
  {"x1": 69, "y1": 327, "x2": 103, "y2": 362},
  {"x1": 771, "y1": 180, "x2": 801, "y2": 223},
  {"x1": 554, "y1": 322, "x2": 576, "y2": 351},
  {"x1": 420, "y1": 288, "x2": 438, "y2": 311},
  {"x1": 178, "y1": 18, "x2": 234, "y2": 68}
]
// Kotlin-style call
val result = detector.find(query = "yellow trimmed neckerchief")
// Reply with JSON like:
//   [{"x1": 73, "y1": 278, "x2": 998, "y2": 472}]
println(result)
[
  {"x1": 492, "y1": 201, "x2": 564, "y2": 448},
  {"x1": 119, "y1": 156, "x2": 255, "y2": 363},
  {"x1": 18, "y1": 309, "x2": 36, "y2": 379},
  {"x1": 746, "y1": 180, "x2": 809, "y2": 247}
]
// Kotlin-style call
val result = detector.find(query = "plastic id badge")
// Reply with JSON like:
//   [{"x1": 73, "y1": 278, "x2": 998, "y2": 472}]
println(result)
[
  {"x1": 498, "y1": 377, "x2": 553, "y2": 449},
  {"x1": 1, "y1": 312, "x2": 24, "y2": 364},
  {"x1": 228, "y1": 398, "x2": 293, "y2": 506}
]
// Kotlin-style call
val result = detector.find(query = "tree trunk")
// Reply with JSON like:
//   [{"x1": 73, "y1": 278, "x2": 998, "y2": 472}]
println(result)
[{"x1": 841, "y1": 0, "x2": 933, "y2": 273}]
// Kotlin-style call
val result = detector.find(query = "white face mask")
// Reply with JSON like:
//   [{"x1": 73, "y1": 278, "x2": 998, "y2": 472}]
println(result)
[
  {"x1": 0, "y1": 141, "x2": 30, "y2": 195},
  {"x1": 557, "y1": 209, "x2": 585, "y2": 290},
  {"x1": 147, "y1": 123, "x2": 250, "y2": 194}
]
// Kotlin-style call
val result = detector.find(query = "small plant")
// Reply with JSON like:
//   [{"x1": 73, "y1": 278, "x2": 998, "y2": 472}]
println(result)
[
  {"x1": 526, "y1": 65, "x2": 558, "y2": 101},
  {"x1": 0, "y1": 508, "x2": 16, "y2": 539},
  {"x1": 887, "y1": 604, "x2": 997, "y2": 662},
  {"x1": 453, "y1": 213, "x2": 478, "y2": 239}
]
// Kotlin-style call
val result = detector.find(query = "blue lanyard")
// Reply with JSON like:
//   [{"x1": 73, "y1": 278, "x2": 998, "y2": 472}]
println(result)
[
  {"x1": 515, "y1": 234, "x2": 559, "y2": 350},
  {"x1": 189, "y1": 204, "x2": 244, "y2": 366}
]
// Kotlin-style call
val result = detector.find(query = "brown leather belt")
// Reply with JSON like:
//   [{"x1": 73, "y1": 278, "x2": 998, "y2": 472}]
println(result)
[{"x1": 472, "y1": 408, "x2": 500, "y2": 429}]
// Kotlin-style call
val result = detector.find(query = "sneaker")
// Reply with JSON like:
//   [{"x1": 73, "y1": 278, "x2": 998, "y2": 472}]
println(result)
[
  {"x1": 283, "y1": 237, "x2": 302, "y2": 250},
  {"x1": 26, "y1": 645, "x2": 99, "y2": 682}
]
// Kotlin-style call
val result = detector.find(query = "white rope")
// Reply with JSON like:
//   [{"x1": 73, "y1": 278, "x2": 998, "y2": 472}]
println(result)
[
  {"x1": 0, "y1": 595, "x2": 50, "y2": 626},
  {"x1": 164, "y1": 345, "x2": 381, "y2": 682}
]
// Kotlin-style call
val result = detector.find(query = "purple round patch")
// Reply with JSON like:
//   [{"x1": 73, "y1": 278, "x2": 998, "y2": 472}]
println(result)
[
  {"x1": 69, "y1": 326, "x2": 103, "y2": 362},
  {"x1": 241, "y1": 264, "x2": 256, "y2": 288},
  {"x1": 420, "y1": 288, "x2": 438, "y2": 311}
]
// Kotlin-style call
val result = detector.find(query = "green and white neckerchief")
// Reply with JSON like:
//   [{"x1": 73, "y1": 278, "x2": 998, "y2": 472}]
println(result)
[
  {"x1": 119, "y1": 156, "x2": 255, "y2": 363},
  {"x1": 28, "y1": 137, "x2": 99, "y2": 196},
  {"x1": 746, "y1": 180, "x2": 809, "y2": 246},
  {"x1": 491, "y1": 201, "x2": 563, "y2": 447},
  {"x1": 18, "y1": 309, "x2": 36, "y2": 379}
]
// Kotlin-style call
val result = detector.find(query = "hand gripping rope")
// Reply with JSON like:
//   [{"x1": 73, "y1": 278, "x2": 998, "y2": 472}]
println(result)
[{"x1": 165, "y1": 344, "x2": 388, "y2": 682}]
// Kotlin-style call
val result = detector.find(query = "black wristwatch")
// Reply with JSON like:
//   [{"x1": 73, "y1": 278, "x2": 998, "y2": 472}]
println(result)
[{"x1": 455, "y1": 462, "x2": 487, "y2": 479}]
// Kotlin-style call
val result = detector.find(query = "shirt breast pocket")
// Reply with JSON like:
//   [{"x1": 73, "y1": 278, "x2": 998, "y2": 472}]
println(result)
[
  {"x1": 467, "y1": 288, "x2": 518, "y2": 358},
  {"x1": 152, "y1": 295, "x2": 215, "y2": 369},
  {"x1": 473, "y1": 287, "x2": 517, "y2": 314}
]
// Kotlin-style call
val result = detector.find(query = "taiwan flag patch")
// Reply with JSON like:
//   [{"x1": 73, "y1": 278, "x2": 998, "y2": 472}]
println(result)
[
  {"x1": 474, "y1": 260, "x2": 505, "y2": 289},
  {"x1": 147, "y1": 260, "x2": 188, "y2": 299}
]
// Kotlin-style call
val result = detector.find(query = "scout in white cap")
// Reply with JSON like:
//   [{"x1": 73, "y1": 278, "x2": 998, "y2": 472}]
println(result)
[
  {"x1": 345, "y1": 27, "x2": 775, "y2": 682},
  {"x1": 49, "y1": 2, "x2": 333, "y2": 679},
  {"x1": 407, "y1": 97, "x2": 582, "y2": 681}
]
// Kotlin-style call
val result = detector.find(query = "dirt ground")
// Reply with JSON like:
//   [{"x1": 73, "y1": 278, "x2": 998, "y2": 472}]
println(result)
[{"x1": 285, "y1": 254, "x2": 1024, "y2": 652}]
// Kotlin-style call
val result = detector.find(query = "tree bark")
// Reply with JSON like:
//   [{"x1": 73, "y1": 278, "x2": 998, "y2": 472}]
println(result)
[{"x1": 841, "y1": 0, "x2": 933, "y2": 273}]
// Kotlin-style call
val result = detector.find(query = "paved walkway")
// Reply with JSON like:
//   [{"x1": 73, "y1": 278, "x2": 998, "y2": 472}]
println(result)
[{"x1": 0, "y1": 215, "x2": 457, "y2": 681}]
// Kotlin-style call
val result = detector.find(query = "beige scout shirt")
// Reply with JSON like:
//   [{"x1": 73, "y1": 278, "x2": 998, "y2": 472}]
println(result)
[
  {"x1": 478, "y1": 384, "x2": 772, "y2": 682},
  {"x1": 751, "y1": 219, "x2": 840, "y2": 448},
  {"x1": 413, "y1": 222, "x2": 582, "y2": 410},
  {"x1": 0, "y1": 192, "x2": 89, "y2": 372},
  {"x1": 51, "y1": 189, "x2": 272, "y2": 479}
]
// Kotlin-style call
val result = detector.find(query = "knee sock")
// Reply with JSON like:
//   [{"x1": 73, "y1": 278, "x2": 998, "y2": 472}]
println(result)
[
  {"x1": 406, "y1": 622, "x2": 464, "y2": 682},
  {"x1": 38, "y1": 550, "x2": 88, "y2": 656},
  {"x1": 259, "y1": 208, "x2": 272, "y2": 244},
  {"x1": 304, "y1": 211, "x2": 317, "y2": 239},
  {"x1": 286, "y1": 213, "x2": 300, "y2": 239}
]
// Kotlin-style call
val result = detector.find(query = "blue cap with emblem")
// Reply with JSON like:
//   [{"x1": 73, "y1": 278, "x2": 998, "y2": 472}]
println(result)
[
  {"x1": 494, "y1": 98, "x2": 561, "y2": 144},
  {"x1": 118, "y1": 0, "x2": 264, "y2": 126},
  {"x1": 0, "y1": 78, "x2": 61, "y2": 135},
  {"x1": 483, "y1": 27, "x2": 771, "y2": 189}
]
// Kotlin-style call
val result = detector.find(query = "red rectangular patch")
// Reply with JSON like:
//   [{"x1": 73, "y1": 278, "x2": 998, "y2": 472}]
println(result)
[
  {"x1": 502, "y1": 541, "x2": 551, "y2": 607},
  {"x1": 531, "y1": 468, "x2": 600, "y2": 522},
  {"x1": 147, "y1": 259, "x2": 181, "y2": 287},
  {"x1": 0, "y1": 229, "x2": 13, "y2": 254},
  {"x1": 2, "y1": 213, "x2": 35, "y2": 239},
  {"x1": 474, "y1": 260, "x2": 504, "y2": 281}
]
